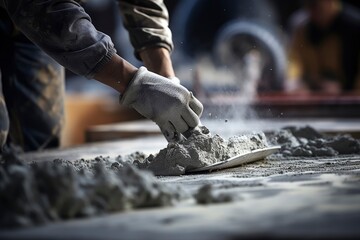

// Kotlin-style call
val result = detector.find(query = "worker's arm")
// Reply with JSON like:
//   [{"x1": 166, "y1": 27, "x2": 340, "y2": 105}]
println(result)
[
  {"x1": 4, "y1": 0, "x2": 117, "y2": 79},
  {"x1": 117, "y1": 0, "x2": 175, "y2": 79},
  {"x1": 139, "y1": 48, "x2": 175, "y2": 78},
  {"x1": 3, "y1": 0, "x2": 202, "y2": 140}
]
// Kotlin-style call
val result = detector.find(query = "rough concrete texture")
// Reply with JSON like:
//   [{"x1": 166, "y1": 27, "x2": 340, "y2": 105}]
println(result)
[
  {"x1": 2, "y1": 158, "x2": 360, "y2": 240},
  {"x1": 0, "y1": 153, "x2": 184, "y2": 229},
  {"x1": 194, "y1": 184, "x2": 240, "y2": 204},
  {"x1": 1, "y1": 125, "x2": 359, "y2": 230},
  {"x1": 269, "y1": 126, "x2": 360, "y2": 158},
  {"x1": 136, "y1": 126, "x2": 268, "y2": 176}
]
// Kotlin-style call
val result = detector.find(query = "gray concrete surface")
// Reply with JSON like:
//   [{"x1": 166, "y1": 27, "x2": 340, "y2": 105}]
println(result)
[{"x1": 1, "y1": 133, "x2": 360, "y2": 239}]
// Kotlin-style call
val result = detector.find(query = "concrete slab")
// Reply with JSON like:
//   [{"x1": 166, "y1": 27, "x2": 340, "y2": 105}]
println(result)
[{"x1": 2, "y1": 135, "x2": 359, "y2": 239}]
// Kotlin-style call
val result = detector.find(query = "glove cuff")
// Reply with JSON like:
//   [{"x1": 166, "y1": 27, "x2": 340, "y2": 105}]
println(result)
[{"x1": 119, "y1": 66, "x2": 148, "y2": 106}]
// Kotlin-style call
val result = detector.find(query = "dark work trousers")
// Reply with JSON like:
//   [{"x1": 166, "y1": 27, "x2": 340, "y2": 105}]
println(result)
[{"x1": 0, "y1": 9, "x2": 65, "y2": 152}]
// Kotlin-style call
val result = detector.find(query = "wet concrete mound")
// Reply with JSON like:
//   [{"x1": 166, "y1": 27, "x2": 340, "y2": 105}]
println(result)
[
  {"x1": 270, "y1": 126, "x2": 360, "y2": 157},
  {"x1": 136, "y1": 126, "x2": 268, "y2": 176}
]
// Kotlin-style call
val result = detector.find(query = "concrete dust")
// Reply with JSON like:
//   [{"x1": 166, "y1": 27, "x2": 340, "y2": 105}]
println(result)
[
  {"x1": 136, "y1": 126, "x2": 268, "y2": 176},
  {"x1": 269, "y1": 126, "x2": 360, "y2": 158}
]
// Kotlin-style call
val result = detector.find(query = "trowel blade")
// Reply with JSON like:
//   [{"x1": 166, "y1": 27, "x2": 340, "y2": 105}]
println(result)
[{"x1": 187, "y1": 146, "x2": 281, "y2": 173}]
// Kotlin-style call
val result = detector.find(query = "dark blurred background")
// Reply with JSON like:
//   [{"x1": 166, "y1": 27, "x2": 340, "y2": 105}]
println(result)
[
  {"x1": 63, "y1": 0, "x2": 360, "y2": 146},
  {"x1": 67, "y1": 0, "x2": 359, "y2": 93}
]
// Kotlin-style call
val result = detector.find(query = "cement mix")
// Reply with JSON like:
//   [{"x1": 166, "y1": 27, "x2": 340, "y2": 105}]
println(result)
[
  {"x1": 1, "y1": 125, "x2": 359, "y2": 229},
  {"x1": 195, "y1": 184, "x2": 240, "y2": 204},
  {"x1": 136, "y1": 126, "x2": 268, "y2": 176},
  {"x1": 269, "y1": 126, "x2": 360, "y2": 158},
  {"x1": 0, "y1": 153, "x2": 184, "y2": 229}
]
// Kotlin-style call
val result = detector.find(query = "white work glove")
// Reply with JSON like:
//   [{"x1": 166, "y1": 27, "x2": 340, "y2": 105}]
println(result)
[
  {"x1": 120, "y1": 67, "x2": 203, "y2": 142},
  {"x1": 170, "y1": 76, "x2": 180, "y2": 85}
]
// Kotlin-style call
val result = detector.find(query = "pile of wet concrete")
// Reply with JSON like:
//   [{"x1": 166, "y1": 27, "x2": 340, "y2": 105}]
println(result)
[
  {"x1": 269, "y1": 126, "x2": 360, "y2": 158},
  {"x1": 0, "y1": 154, "x2": 185, "y2": 229},
  {"x1": 136, "y1": 126, "x2": 268, "y2": 176}
]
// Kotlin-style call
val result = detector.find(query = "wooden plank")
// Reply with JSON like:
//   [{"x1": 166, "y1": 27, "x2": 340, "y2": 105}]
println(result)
[{"x1": 86, "y1": 119, "x2": 360, "y2": 142}]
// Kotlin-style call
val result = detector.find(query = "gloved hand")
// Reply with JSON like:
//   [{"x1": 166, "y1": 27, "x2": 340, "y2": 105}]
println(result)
[
  {"x1": 169, "y1": 76, "x2": 180, "y2": 85},
  {"x1": 120, "y1": 67, "x2": 203, "y2": 141}
]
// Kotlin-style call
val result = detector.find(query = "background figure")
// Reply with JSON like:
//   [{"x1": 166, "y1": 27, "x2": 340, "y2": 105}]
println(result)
[
  {"x1": 286, "y1": 0, "x2": 360, "y2": 94},
  {"x1": 0, "y1": 8, "x2": 65, "y2": 152}
]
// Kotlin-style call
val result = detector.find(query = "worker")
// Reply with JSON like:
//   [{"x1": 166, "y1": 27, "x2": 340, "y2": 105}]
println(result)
[
  {"x1": 0, "y1": 0, "x2": 203, "y2": 152},
  {"x1": 286, "y1": 0, "x2": 360, "y2": 94}
]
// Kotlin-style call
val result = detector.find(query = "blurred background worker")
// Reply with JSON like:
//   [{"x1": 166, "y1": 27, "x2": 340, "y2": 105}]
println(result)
[
  {"x1": 170, "y1": 0, "x2": 287, "y2": 94},
  {"x1": 0, "y1": 0, "x2": 203, "y2": 152},
  {"x1": 286, "y1": 0, "x2": 360, "y2": 94}
]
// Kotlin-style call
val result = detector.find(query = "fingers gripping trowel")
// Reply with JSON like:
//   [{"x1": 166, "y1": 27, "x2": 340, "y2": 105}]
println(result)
[{"x1": 176, "y1": 124, "x2": 280, "y2": 173}]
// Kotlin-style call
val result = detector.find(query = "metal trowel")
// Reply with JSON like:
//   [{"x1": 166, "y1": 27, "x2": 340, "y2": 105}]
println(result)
[
  {"x1": 186, "y1": 146, "x2": 280, "y2": 173},
  {"x1": 180, "y1": 124, "x2": 280, "y2": 173}
]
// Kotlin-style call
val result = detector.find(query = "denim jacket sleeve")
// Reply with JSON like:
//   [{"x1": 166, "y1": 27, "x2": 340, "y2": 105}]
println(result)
[
  {"x1": 3, "y1": 0, "x2": 116, "y2": 78},
  {"x1": 117, "y1": 0, "x2": 173, "y2": 59}
]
